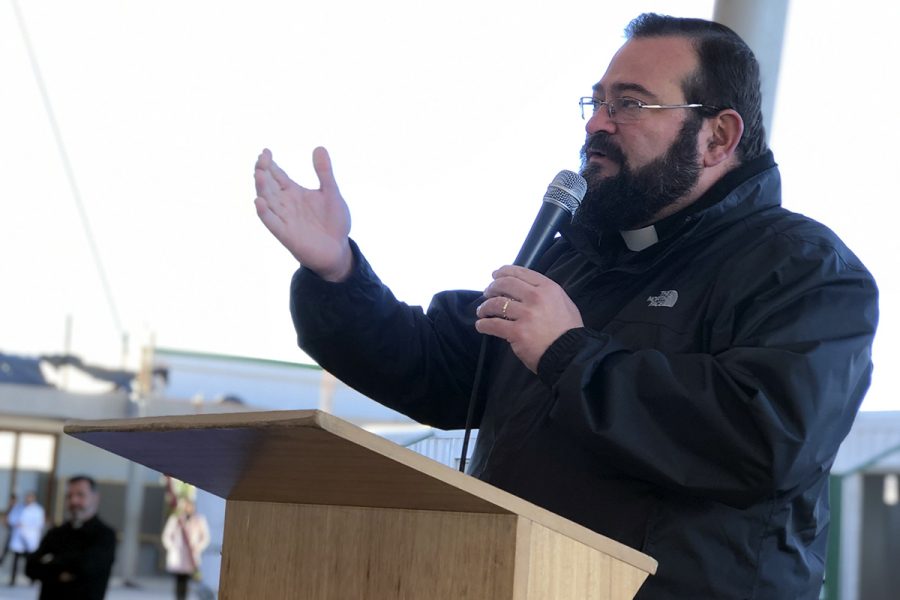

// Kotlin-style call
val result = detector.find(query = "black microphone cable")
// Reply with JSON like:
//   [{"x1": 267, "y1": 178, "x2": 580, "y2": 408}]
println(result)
[{"x1": 458, "y1": 170, "x2": 586, "y2": 473}]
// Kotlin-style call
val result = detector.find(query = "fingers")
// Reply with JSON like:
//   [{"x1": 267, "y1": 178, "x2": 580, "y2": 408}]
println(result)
[
  {"x1": 476, "y1": 265, "x2": 581, "y2": 373},
  {"x1": 476, "y1": 295, "x2": 516, "y2": 320},
  {"x1": 255, "y1": 148, "x2": 273, "y2": 170},
  {"x1": 268, "y1": 157, "x2": 295, "y2": 191},
  {"x1": 255, "y1": 146, "x2": 339, "y2": 196},
  {"x1": 492, "y1": 265, "x2": 548, "y2": 286},
  {"x1": 483, "y1": 276, "x2": 537, "y2": 305},
  {"x1": 255, "y1": 168, "x2": 280, "y2": 199},
  {"x1": 253, "y1": 151, "x2": 288, "y2": 226},
  {"x1": 312, "y1": 146, "x2": 340, "y2": 194},
  {"x1": 477, "y1": 265, "x2": 542, "y2": 325},
  {"x1": 475, "y1": 311, "x2": 514, "y2": 339},
  {"x1": 254, "y1": 147, "x2": 301, "y2": 196},
  {"x1": 254, "y1": 149, "x2": 283, "y2": 198},
  {"x1": 254, "y1": 196, "x2": 286, "y2": 237}
]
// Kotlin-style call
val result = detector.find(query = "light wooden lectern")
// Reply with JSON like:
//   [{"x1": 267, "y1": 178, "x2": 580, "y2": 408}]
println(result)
[{"x1": 66, "y1": 410, "x2": 656, "y2": 599}]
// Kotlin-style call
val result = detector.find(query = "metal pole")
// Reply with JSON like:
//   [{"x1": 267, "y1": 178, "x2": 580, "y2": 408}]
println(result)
[
  {"x1": 713, "y1": 0, "x2": 791, "y2": 144},
  {"x1": 118, "y1": 343, "x2": 153, "y2": 585}
]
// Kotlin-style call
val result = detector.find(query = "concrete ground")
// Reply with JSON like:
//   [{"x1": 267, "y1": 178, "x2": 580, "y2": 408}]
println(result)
[{"x1": 0, "y1": 575, "x2": 208, "y2": 599}]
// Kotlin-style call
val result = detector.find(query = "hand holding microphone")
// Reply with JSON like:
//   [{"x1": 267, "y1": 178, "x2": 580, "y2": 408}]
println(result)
[
  {"x1": 254, "y1": 146, "x2": 588, "y2": 372},
  {"x1": 475, "y1": 171, "x2": 587, "y2": 373}
]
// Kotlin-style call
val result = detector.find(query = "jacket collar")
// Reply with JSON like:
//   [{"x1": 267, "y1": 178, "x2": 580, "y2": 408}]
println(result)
[{"x1": 649, "y1": 149, "x2": 777, "y2": 242}]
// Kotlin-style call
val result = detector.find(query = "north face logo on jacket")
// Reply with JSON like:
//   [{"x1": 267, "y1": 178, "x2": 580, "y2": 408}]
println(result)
[{"x1": 647, "y1": 290, "x2": 679, "y2": 307}]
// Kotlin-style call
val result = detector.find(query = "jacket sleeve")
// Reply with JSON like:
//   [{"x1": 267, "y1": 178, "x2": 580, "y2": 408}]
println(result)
[
  {"x1": 291, "y1": 240, "x2": 484, "y2": 429},
  {"x1": 161, "y1": 515, "x2": 177, "y2": 551},
  {"x1": 80, "y1": 525, "x2": 116, "y2": 582},
  {"x1": 25, "y1": 524, "x2": 116, "y2": 584},
  {"x1": 539, "y1": 234, "x2": 878, "y2": 508},
  {"x1": 25, "y1": 529, "x2": 59, "y2": 582}
]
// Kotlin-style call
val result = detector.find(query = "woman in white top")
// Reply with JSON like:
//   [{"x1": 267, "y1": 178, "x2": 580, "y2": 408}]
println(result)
[{"x1": 161, "y1": 498, "x2": 210, "y2": 600}]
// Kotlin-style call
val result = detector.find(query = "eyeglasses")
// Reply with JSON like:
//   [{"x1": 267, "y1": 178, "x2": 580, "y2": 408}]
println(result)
[{"x1": 579, "y1": 96, "x2": 720, "y2": 124}]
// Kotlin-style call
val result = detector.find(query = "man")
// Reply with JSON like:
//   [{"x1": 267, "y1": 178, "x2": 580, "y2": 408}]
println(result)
[
  {"x1": 0, "y1": 493, "x2": 19, "y2": 564},
  {"x1": 26, "y1": 476, "x2": 116, "y2": 600},
  {"x1": 254, "y1": 13, "x2": 878, "y2": 599},
  {"x1": 7, "y1": 491, "x2": 44, "y2": 586}
]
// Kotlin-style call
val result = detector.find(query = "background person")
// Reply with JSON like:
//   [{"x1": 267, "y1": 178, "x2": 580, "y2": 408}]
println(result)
[
  {"x1": 0, "y1": 492, "x2": 19, "y2": 565},
  {"x1": 26, "y1": 475, "x2": 116, "y2": 600},
  {"x1": 7, "y1": 491, "x2": 43, "y2": 587},
  {"x1": 162, "y1": 498, "x2": 210, "y2": 600}
]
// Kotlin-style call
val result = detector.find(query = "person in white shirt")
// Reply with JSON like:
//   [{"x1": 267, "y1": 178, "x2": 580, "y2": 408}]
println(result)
[{"x1": 7, "y1": 491, "x2": 44, "y2": 586}]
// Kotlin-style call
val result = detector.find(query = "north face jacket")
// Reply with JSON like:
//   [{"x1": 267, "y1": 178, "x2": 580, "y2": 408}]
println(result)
[{"x1": 290, "y1": 151, "x2": 878, "y2": 599}]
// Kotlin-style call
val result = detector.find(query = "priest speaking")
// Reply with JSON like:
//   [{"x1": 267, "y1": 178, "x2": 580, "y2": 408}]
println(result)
[{"x1": 253, "y1": 13, "x2": 878, "y2": 599}]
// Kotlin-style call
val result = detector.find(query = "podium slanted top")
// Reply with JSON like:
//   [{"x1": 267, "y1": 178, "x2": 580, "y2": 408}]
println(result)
[{"x1": 65, "y1": 409, "x2": 656, "y2": 575}]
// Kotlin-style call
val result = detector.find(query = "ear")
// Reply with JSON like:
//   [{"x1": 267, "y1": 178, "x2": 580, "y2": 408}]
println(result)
[{"x1": 702, "y1": 109, "x2": 743, "y2": 167}]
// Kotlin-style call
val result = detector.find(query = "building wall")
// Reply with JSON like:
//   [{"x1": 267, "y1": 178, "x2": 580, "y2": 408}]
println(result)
[
  {"x1": 154, "y1": 348, "x2": 414, "y2": 423},
  {"x1": 830, "y1": 411, "x2": 900, "y2": 600},
  {"x1": 859, "y1": 473, "x2": 900, "y2": 600}
]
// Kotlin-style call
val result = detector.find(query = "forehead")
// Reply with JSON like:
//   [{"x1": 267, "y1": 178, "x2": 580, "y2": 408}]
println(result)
[
  {"x1": 67, "y1": 480, "x2": 92, "y2": 495},
  {"x1": 594, "y1": 36, "x2": 698, "y2": 100}
]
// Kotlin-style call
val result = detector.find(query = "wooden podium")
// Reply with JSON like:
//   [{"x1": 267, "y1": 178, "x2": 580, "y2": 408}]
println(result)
[{"x1": 66, "y1": 410, "x2": 656, "y2": 599}]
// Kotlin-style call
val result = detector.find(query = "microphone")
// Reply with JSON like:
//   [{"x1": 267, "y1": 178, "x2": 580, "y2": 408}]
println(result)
[
  {"x1": 513, "y1": 170, "x2": 587, "y2": 268},
  {"x1": 458, "y1": 169, "x2": 587, "y2": 474}
]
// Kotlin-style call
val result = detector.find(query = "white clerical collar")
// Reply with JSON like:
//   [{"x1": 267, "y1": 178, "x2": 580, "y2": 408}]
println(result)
[{"x1": 620, "y1": 225, "x2": 659, "y2": 251}]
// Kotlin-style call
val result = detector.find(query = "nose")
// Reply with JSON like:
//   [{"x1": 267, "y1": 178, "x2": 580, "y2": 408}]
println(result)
[{"x1": 585, "y1": 104, "x2": 616, "y2": 136}]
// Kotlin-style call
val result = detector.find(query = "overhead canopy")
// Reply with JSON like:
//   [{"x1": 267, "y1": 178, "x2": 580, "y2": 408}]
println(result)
[{"x1": 0, "y1": 352, "x2": 49, "y2": 386}]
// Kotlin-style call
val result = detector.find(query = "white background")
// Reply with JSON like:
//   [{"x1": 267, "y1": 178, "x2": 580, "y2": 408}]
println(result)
[{"x1": 1, "y1": 0, "x2": 896, "y2": 410}]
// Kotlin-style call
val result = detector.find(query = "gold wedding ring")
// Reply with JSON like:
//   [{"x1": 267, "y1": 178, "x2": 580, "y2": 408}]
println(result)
[{"x1": 501, "y1": 298, "x2": 510, "y2": 319}]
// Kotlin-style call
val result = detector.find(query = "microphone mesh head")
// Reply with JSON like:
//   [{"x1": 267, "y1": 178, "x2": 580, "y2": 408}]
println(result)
[{"x1": 543, "y1": 170, "x2": 587, "y2": 215}]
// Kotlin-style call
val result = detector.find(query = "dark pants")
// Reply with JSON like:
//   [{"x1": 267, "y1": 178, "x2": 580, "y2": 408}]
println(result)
[
  {"x1": 0, "y1": 529, "x2": 10, "y2": 563},
  {"x1": 175, "y1": 573, "x2": 190, "y2": 600},
  {"x1": 8, "y1": 552, "x2": 26, "y2": 586}
]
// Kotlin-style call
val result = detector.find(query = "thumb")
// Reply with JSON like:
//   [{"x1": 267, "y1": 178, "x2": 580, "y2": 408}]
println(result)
[{"x1": 312, "y1": 146, "x2": 339, "y2": 194}]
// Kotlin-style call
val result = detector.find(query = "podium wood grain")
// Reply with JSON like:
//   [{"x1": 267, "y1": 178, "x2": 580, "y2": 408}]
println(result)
[{"x1": 66, "y1": 409, "x2": 656, "y2": 599}]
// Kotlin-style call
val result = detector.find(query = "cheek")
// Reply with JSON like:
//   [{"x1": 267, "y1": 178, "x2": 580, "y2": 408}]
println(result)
[
  {"x1": 620, "y1": 128, "x2": 679, "y2": 169},
  {"x1": 618, "y1": 139, "x2": 655, "y2": 170}
]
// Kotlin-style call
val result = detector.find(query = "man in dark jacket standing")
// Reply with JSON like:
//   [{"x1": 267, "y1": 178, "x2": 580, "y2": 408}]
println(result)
[
  {"x1": 26, "y1": 475, "x2": 116, "y2": 600},
  {"x1": 253, "y1": 13, "x2": 878, "y2": 599}
]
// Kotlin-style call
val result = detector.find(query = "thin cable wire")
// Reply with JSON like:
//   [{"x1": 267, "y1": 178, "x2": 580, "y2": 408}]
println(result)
[
  {"x1": 11, "y1": 0, "x2": 124, "y2": 336},
  {"x1": 458, "y1": 336, "x2": 491, "y2": 472}
]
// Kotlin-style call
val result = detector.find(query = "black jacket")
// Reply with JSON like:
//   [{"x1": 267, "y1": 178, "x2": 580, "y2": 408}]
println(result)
[
  {"x1": 26, "y1": 515, "x2": 116, "y2": 600},
  {"x1": 291, "y1": 153, "x2": 878, "y2": 599}
]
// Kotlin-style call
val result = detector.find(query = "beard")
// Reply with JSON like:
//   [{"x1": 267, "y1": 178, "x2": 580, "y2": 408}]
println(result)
[{"x1": 575, "y1": 114, "x2": 703, "y2": 235}]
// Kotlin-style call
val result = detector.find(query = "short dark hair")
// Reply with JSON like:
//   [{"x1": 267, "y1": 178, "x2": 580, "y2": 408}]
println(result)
[
  {"x1": 67, "y1": 475, "x2": 98, "y2": 491},
  {"x1": 625, "y1": 13, "x2": 768, "y2": 162}
]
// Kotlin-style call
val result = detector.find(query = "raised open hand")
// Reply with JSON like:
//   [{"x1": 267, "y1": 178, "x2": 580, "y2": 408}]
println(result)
[{"x1": 254, "y1": 147, "x2": 353, "y2": 282}]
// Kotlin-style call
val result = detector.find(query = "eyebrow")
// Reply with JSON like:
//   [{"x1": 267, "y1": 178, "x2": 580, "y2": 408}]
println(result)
[{"x1": 592, "y1": 82, "x2": 659, "y2": 101}]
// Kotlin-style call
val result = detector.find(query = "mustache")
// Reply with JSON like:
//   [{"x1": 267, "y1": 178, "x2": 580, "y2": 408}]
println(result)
[{"x1": 580, "y1": 133, "x2": 626, "y2": 165}]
